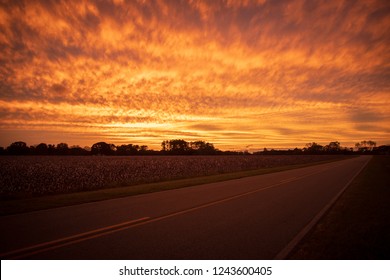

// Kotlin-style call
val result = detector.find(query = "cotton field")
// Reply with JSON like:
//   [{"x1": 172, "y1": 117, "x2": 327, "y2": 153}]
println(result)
[{"x1": 0, "y1": 155, "x2": 340, "y2": 198}]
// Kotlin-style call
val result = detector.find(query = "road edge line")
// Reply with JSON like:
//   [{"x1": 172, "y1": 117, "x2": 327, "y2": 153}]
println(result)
[{"x1": 274, "y1": 156, "x2": 372, "y2": 260}]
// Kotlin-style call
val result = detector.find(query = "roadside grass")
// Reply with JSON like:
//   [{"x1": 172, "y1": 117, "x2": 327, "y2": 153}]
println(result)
[
  {"x1": 288, "y1": 155, "x2": 390, "y2": 260},
  {"x1": 0, "y1": 156, "x2": 351, "y2": 216}
]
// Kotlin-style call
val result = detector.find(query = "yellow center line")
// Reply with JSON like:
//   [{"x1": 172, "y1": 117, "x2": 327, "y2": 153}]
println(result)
[{"x1": 0, "y1": 217, "x2": 150, "y2": 259}]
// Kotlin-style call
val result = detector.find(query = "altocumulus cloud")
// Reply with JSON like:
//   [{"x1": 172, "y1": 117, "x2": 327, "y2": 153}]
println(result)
[{"x1": 0, "y1": 0, "x2": 389, "y2": 149}]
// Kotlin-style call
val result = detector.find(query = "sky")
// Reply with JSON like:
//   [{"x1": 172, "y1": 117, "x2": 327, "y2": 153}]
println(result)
[{"x1": 0, "y1": 0, "x2": 389, "y2": 151}]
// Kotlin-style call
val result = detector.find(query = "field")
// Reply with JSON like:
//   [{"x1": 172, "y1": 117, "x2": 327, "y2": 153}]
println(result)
[{"x1": 0, "y1": 155, "x2": 343, "y2": 199}]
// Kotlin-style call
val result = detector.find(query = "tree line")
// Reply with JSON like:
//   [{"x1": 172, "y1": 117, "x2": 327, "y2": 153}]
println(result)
[
  {"x1": 0, "y1": 139, "x2": 389, "y2": 156},
  {"x1": 0, "y1": 140, "x2": 224, "y2": 156},
  {"x1": 255, "y1": 141, "x2": 389, "y2": 155}
]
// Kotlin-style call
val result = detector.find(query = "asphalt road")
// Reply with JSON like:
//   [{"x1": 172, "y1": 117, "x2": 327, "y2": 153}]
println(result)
[{"x1": 0, "y1": 156, "x2": 371, "y2": 259}]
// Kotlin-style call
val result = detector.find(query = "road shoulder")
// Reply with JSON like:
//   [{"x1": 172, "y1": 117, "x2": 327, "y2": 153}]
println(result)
[{"x1": 288, "y1": 155, "x2": 390, "y2": 259}]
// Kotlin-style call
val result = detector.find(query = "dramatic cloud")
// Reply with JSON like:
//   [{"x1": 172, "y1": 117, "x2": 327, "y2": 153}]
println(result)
[{"x1": 0, "y1": 0, "x2": 389, "y2": 150}]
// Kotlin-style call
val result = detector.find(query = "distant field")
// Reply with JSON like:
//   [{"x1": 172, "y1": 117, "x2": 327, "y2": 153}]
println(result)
[{"x1": 0, "y1": 155, "x2": 346, "y2": 199}]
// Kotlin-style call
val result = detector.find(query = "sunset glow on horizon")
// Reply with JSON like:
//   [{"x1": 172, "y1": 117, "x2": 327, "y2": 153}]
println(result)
[{"x1": 1, "y1": 0, "x2": 389, "y2": 151}]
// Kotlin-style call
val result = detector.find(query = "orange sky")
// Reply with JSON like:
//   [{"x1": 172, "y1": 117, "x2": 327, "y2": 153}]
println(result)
[{"x1": 0, "y1": 0, "x2": 389, "y2": 151}]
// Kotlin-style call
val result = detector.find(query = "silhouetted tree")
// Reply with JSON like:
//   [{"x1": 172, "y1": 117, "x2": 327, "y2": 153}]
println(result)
[
  {"x1": 35, "y1": 143, "x2": 49, "y2": 155},
  {"x1": 2, "y1": 138, "x2": 384, "y2": 157},
  {"x1": 56, "y1": 143, "x2": 69, "y2": 155},
  {"x1": 162, "y1": 139, "x2": 190, "y2": 155},
  {"x1": 139, "y1": 145, "x2": 148, "y2": 155},
  {"x1": 305, "y1": 142, "x2": 323, "y2": 154},
  {"x1": 117, "y1": 144, "x2": 140, "y2": 155},
  {"x1": 47, "y1": 144, "x2": 56, "y2": 155},
  {"x1": 373, "y1": 145, "x2": 390, "y2": 155},
  {"x1": 292, "y1": 148, "x2": 303, "y2": 154},
  {"x1": 161, "y1": 140, "x2": 169, "y2": 152},
  {"x1": 7, "y1": 141, "x2": 29, "y2": 155},
  {"x1": 91, "y1": 142, "x2": 116, "y2": 155},
  {"x1": 324, "y1": 141, "x2": 341, "y2": 153},
  {"x1": 190, "y1": 140, "x2": 218, "y2": 155},
  {"x1": 69, "y1": 145, "x2": 89, "y2": 155},
  {"x1": 29, "y1": 145, "x2": 36, "y2": 154},
  {"x1": 355, "y1": 140, "x2": 377, "y2": 153}
]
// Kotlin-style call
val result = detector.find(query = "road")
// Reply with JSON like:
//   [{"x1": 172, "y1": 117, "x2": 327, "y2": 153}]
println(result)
[{"x1": 0, "y1": 156, "x2": 371, "y2": 259}]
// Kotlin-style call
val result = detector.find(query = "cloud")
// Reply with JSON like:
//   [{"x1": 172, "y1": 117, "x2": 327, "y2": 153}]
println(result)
[
  {"x1": 349, "y1": 108, "x2": 385, "y2": 123},
  {"x1": 0, "y1": 0, "x2": 389, "y2": 148}
]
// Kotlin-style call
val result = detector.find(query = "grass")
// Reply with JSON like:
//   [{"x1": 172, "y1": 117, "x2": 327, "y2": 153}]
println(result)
[
  {"x1": 288, "y1": 156, "x2": 390, "y2": 260},
  {"x1": 0, "y1": 156, "x2": 351, "y2": 216}
]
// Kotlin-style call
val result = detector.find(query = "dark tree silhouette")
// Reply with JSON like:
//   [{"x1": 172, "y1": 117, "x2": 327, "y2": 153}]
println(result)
[
  {"x1": 56, "y1": 143, "x2": 69, "y2": 155},
  {"x1": 161, "y1": 139, "x2": 219, "y2": 155},
  {"x1": 373, "y1": 145, "x2": 390, "y2": 155},
  {"x1": 117, "y1": 144, "x2": 139, "y2": 155},
  {"x1": 324, "y1": 141, "x2": 341, "y2": 153},
  {"x1": 304, "y1": 142, "x2": 323, "y2": 154},
  {"x1": 190, "y1": 140, "x2": 218, "y2": 155},
  {"x1": 1, "y1": 138, "x2": 386, "y2": 156},
  {"x1": 139, "y1": 145, "x2": 148, "y2": 155},
  {"x1": 35, "y1": 143, "x2": 49, "y2": 155},
  {"x1": 91, "y1": 142, "x2": 116, "y2": 155},
  {"x1": 7, "y1": 141, "x2": 29, "y2": 155},
  {"x1": 69, "y1": 145, "x2": 89, "y2": 155},
  {"x1": 161, "y1": 140, "x2": 169, "y2": 152},
  {"x1": 162, "y1": 139, "x2": 190, "y2": 155},
  {"x1": 48, "y1": 144, "x2": 56, "y2": 155},
  {"x1": 355, "y1": 140, "x2": 377, "y2": 152}
]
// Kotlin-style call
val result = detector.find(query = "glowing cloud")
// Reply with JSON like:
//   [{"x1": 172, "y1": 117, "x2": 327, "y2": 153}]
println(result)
[{"x1": 0, "y1": 0, "x2": 389, "y2": 150}]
